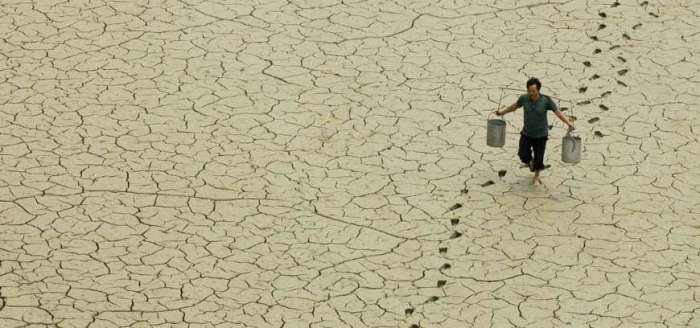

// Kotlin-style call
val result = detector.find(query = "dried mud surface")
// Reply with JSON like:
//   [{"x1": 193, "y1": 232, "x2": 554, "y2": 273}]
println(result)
[{"x1": 0, "y1": 1, "x2": 699, "y2": 327}]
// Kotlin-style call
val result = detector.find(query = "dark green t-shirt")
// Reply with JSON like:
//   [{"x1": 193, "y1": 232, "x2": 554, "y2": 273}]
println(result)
[{"x1": 516, "y1": 93, "x2": 559, "y2": 138}]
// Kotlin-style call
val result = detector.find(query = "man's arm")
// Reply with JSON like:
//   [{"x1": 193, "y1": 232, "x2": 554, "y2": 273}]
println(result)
[
  {"x1": 554, "y1": 109, "x2": 574, "y2": 128},
  {"x1": 548, "y1": 97, "x2": 574, "y2": 130},
  {"x1": 495, "y1": 102, "x2": 520, "y2": 116}
]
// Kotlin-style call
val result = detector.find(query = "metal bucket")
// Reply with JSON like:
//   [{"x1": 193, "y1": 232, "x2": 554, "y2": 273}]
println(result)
[
  {"x1": 562, "y1": 131, "x2": 581, "y2": 164},
  {"x1": 486, "y1": 114, "x2": 506, "y2": 148}
]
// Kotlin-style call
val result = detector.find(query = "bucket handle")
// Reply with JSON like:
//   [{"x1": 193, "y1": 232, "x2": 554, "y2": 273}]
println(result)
[
  {"x1": 569, "y1": 99, "x2": 574, "y2": 119},
  {"x1": 565, "y1": 100, "x2": 577, "y2": 136},
  {"x1": 565, "y1": 101, "x2": 579, "y2": 155},
  {"x1": 489, "y1": 88, "x2": 505, "y2": 121}
]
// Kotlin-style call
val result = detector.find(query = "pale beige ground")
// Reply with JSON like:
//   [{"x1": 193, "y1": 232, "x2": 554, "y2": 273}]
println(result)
[{"x1": 0, "y1": 0, "x2": 699, "y2": 327}]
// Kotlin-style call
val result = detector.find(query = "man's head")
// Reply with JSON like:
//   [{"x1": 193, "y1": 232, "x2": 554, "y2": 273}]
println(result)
[{"x1": 526, "y1": 77, "x2": 541, "y2": 99}]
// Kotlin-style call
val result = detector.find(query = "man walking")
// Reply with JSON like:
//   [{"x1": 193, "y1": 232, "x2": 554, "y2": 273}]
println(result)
[{"x1": 495, "y1": 78, "x2": 575, "y2": 185}]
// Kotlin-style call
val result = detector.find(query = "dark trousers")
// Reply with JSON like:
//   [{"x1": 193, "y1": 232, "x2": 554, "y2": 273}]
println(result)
[{"x1": 518, "y1": 134, "x2": 548, "y2": 172}]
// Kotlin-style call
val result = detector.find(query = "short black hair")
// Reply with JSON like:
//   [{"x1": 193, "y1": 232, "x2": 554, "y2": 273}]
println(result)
[{"x1": 526, "y1": 77, "x2": 541, "y2": 90}]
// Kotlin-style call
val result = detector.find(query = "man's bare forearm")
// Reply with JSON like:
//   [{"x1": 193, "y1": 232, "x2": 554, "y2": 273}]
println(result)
[
  {"x1": 497, "y1": 104, "x2": 517, "y2": 115},
  {"x1": 555, "y1": 110, "x2": 574, "y2": 127}
]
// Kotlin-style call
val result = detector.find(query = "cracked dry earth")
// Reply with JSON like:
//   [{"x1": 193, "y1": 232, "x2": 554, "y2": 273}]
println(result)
[{"x1": 0, "y1": 0, "x2": 699, "y2": 328}]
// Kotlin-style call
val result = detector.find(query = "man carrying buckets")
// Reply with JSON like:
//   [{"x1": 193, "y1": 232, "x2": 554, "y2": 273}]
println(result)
[{"x1": 494, "y1": 78, "x2": 575, "y2": 185}]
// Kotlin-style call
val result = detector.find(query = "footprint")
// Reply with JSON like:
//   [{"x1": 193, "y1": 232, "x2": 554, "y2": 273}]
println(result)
[
  {"x1": 560, "y1": 106, "x2": 569, "y2": 111},
  {"x1": 649, "y1": 12, "x2": 659, "y2": 18},
  {"x1": 594, "y1": 131, "x2": 605, "y2": 137},
  {"x1": 622, "y1": 33, "x2": 631, "y2": 40},
  {"x1": 426, "y1": 296, "x2": 439, "y2": 303},
  {"x1": 590, "y1": 74, "x2": 600, "y2": 80},
  {"x1": 450, "y1": 218, "x2": 459, "y2": 226},
  {"x1": 481, "y1": 180, "x2": 494, "y2": 187},
  {"x1": 583, "y1": 61, "x2": 592, "y2": 67},
  {"x1": 498, "y1": 170, "x2": 507, "y2": 177},
  {"x1": 577, "y1": 100, "x2": 591, "y2": 105},
  {"x1": 601, "y1": 91, "x2": 612, "y2": 97},
  {"x1": 590, "y1": 35, "x2": 599, "y2": 41},
  {"x1": 448, "y1": 203, "x2": 462, "y2": 211},
  {"x1": 460, "y1": 188, "x2": 468, "y2": 194},
  {"x1": 410, "y1": 324, "x2": 420, "y2": 328},
  {"x1": 599, "y1": 12, "x2": 607, "y2": 18},
  {"x1": 548, "y1": 124, "x2": 553, "y2": 130},
  {"x1": 598, "y1": 24, "x2": 606, "y2": 30},
  {"x1": 579, "y1": 86, "x2": 588, "y2": 93},
  {"x1": 617, "y1": 56, "x2": 627, "y2": 62},
  {"x1": 640, "y1": 0, "x2": 648, "y2": 5},
  {"x1": 609, "y1": 45, "x2": 621, "y2": 50},
  {"x1": 439, "y1": 247, "x2": 448, "y2": 254},
  {"x1": 588, "y1": 117, "x2": 600, "y2": 123},
  {"x1": 617, "y1": 80, "x2": 628, "y2": 87},
  {"x1": 618, "y1": 69, "x2": 629, "y2": 75},
  {"x1": 632, "y1": 23, "x2": 642, "y2": 30},
  {"x1": 594, "y1": 48, "x2": 602, "y2": 54},
  {"x1": 440, "y1": 263, "x2": 451, "y2": 270},
  {"x1": 405, "y1": 308, "x2": 414, "y2": 315},
  {"x1": 611, "y1": 1, "x2": 620, "y2": 7},
  {"x1": 599, "y1": 104, "x2": 609, "y2": 111},
  {"x1": 437, "y1": 280, "x2": 447, "y2": 287},
  {"x1": 450, "y1": 231, "x2": 462, "y2": 239}
]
